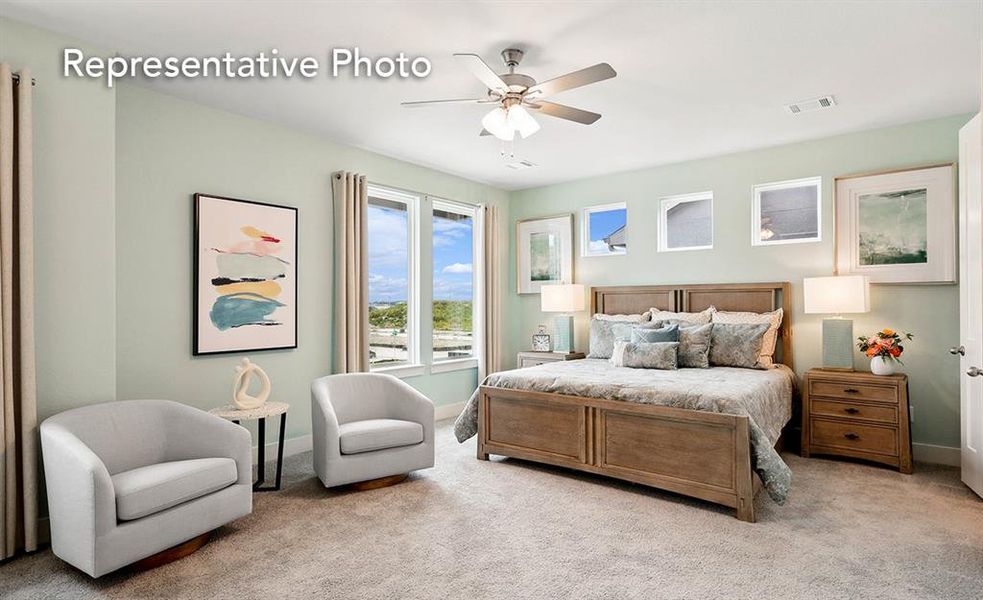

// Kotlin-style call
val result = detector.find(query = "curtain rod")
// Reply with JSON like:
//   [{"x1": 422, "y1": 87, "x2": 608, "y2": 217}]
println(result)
[{"x1": 11, "y1": 73, "x2": 37, "y2": 87}]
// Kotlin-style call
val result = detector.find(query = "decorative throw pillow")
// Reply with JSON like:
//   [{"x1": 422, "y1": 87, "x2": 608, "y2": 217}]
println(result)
[
  {"x1": 587, "y1": 317, "x2": 635, "y2": 359},
  {"x1": 610, "y1": 341, "x2": 679, "y2": 370},
  {"x1": 709, "y1": 323, "x2": 770, "y2": 369},
  {"x1": 593, "y1": 311, "x2": 652, "y2": 323},
  {"x1": 712, "y1": 308, "x2": 783, "y2": 367},
  {"x1": 631, "y1": 323, "x2": 679, "y2": 343},
  {"x1": 649, "y1": 306, "x2": 715, "y2": 325},
  {"x1": 677, "y1": 323, "x2": 714, "y2": 369}
]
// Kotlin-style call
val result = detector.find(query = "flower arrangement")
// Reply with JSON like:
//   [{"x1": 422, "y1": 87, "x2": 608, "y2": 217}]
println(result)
[{"x1": 857, "y1": 329, "x2": 914, "y2": 363}]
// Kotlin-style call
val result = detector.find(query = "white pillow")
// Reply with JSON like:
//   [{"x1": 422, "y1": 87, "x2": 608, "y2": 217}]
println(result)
[
  {"x1": 593, "y1": 311, "x2": 652, "y2": 323},
  {"x1": 712, "y1": 308, "x2": 783, "y2": 367},
  {"x1": 649, "y1": 306, "x2": 715, "y2": 326}
]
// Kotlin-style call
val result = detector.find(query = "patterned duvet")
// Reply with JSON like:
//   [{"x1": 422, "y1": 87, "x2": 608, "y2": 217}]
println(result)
[{"x1": 454, "y1": 359, "x2": 795, "y2": 504}]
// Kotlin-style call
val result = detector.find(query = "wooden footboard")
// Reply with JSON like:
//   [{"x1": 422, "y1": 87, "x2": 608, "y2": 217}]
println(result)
[{"x1": 477, "y1": 386, "x2": 757, "y2": 522}]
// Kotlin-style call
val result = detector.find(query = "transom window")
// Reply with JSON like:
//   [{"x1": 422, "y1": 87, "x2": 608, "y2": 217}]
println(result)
[
  {"x1": 752, "y1": 176, "x2": 822, "y2": 246},
  {"x1": 658, "y1": 191, "x2": 713, "y2": 252}
]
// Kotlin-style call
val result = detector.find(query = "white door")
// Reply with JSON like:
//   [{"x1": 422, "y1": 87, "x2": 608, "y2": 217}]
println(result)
[{"x1": 958, "y1": 112, "x2": 983, "y2": 497}]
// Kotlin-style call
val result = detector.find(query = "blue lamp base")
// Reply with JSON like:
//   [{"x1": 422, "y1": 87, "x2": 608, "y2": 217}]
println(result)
[
  {"x1": 822, "y1": 318, "x2": 854, "y2": 371},
  {"x1": 553, "y1": 315, "x2": 574, "y2": 353}
]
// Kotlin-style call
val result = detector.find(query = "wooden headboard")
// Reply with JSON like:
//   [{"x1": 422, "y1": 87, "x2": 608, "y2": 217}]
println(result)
[{"x1": 591, "y1": 282, "x2": 793, "y2": 369}]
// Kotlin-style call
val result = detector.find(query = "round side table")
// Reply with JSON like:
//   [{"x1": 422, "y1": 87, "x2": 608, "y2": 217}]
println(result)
[{"x1": 209, "y1": 402, "x2": 289, "y2": 492}]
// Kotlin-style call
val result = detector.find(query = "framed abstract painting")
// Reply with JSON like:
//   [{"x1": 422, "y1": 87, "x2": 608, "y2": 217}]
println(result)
[
  {"x1": 516, "y1": 214, "x2": 573, "y2": 295},
  {"x1": 194, "y1": 193, "x2": 298, "y2": 355},
  {"x1": 835, "y1": 164, "x2": 956, "y2": 284}
]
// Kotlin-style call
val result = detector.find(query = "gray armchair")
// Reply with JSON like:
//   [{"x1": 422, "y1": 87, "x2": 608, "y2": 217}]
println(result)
[
  {"x1": 312, "y1": 373, "x2": 434, "y2": 487},
  {"x1": 40, "y1": 400, "x2": 252, "y2": 577}
]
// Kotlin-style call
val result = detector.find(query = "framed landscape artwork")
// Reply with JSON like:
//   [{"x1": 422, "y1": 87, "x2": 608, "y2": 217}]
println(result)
[
  {"x1": 194, "y1": 193, "x2": 298, "y2": 355},
  {"x1": 516, "y1": 214, "x2": 573, "y2": 294},
  {"x1": 835, "y1": 164, "x2": 956, "y2": 284}
]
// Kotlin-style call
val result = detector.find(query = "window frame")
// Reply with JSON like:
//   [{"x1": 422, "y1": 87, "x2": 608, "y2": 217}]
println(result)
[
  {"x1": 366, "y1": 184, "x2": 422, "y2": 376},
  {"x1": 658, "y1": 191, "x2": 714, "y2": 252},
  {"x1": 430, "y1": 197, "x2": 479, "y2": 372},
  {"x1": 751, "y1": 176, "x2": 823, "y2": 247},
  {"x1": 581, "y1": 202, "x2": 628, "y2": 257}
]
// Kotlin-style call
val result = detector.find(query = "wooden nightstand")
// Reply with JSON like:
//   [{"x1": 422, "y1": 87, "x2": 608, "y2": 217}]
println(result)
[
  {"x1": 516, "y1": 351, "x2": 585, "y2": 368},
  {"x1": 801, "y1": 369, "x2": 912, "y2": 473}
]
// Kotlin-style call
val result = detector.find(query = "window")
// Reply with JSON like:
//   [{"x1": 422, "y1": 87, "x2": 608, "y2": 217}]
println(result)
[
  {"x1": 752, "y1": 176, "x2": 822, "y2": 246},
  {"x1": 432, "y1": 200, "x2": 476, "y2": 363},
  {"x1": 658, "y1": 192, "x2": 713, "y2": 252},
  {"x1": 582, "y1": 203, "x2": 627, "y2": 257},
  {"x1": 367, "y1": 186, "x2": 418, "y2": 369}
]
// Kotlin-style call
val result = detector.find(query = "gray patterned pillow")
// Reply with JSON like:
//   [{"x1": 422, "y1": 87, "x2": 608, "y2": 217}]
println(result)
[
  {"x1": 709, "y1": 323, "x2": 770, "y2": 369},
  {"x1": 631, "y1": 323, "x2": 679, "y2": 343},
  {"x1": 587, "y1": 318, "x2": 635, "y2": 359},
  {"x1": 677, "y1": 323, "x2": 713, "y2": 369},
  {"x1": 610, "y1": 341, "x2": 679, "y2": 369}
]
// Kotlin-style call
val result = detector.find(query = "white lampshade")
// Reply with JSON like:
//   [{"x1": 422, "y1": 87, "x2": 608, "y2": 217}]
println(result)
[
  {"x1": 507, "y1": 105, "x2": 540, "y2": 139},
  {"x1": 541, "y1": 284, "x2": 586, "y2": 313},
  {"x1": 481, "y1": 107, "x2": 514, "y2": 141},
  {"x1": 803, "y1": 275, "x2": 870, "y2": 314}
]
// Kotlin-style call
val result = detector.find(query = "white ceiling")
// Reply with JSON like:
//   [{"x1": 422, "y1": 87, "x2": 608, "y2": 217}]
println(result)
[{"x1": 2, "y1": 1, "x2": 981, "y2": 190}]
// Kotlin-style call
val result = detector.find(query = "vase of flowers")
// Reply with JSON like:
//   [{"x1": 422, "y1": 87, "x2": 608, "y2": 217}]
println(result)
[{"x1": 857, "y1": 329, "x2": 914, "y2": 376}]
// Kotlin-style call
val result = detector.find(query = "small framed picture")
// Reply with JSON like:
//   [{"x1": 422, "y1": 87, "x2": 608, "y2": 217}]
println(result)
[
  {"x1": 516, "y1": 214, "x2": 574, "y2": 294},
  {"x1": 532, "y1": 325, "x2": 551, "y2": 351},
  {"x1": 835, "y1": 163, "x2": 956, "y2": 283}
]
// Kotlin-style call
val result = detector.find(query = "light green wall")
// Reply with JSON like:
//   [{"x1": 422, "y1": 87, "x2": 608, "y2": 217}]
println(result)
[
  {"x1": 115, "y1": 84, "x2": 509, "y2": 443},
  {"x1": 509, "y1": 114, "x2": 971, "y2": 448},
  {"x1": 0, "y1": 18, "x2": 117, "y2": 420}
]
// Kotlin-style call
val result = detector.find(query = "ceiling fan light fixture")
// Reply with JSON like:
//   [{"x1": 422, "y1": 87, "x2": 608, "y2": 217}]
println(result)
[
  {"x1": 481, "y1": 107, "x2": 514, "y2": 141},
  {"x1": 507, "y1": 105, "x2": 540, "y2": 139}
]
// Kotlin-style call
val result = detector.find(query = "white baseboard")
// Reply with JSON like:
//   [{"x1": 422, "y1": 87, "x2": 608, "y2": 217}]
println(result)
[
  {"x1": 913, "y1": 442, "x2": 961, "y2": 466},
  {"x1": 435, "y1": 401, "x2": 466, "y2": 422},
  {"x1": 252, "y1": 433, "x2": 312, "y2": 464}
]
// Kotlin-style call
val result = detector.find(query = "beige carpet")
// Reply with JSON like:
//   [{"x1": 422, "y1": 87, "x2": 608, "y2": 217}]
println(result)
[{"x1": 2, "y1": 421, "x2": 982, "y2": 599}]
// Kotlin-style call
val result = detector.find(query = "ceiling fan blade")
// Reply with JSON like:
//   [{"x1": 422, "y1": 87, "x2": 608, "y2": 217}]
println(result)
[
  {"x1": 526, "y1": 63, "x2": 616, "y2": 98},
  {"x1": 454, "y1": 53, "x2": 509, "y2": 93},
  {"x1": 401, "y1": 98, "x2": 497, "y2": 107},
  {"x1": 527, "y1": 101, "x2": 601, "y2": 125}
]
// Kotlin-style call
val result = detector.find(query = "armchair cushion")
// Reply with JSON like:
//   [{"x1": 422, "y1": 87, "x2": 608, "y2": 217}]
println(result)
[
  {"x1": 111, "y1": 458, "x2": 238, "y2": 521},
  {"x1": 339, "y1": 419, "x2": 424, "y2": 455}
]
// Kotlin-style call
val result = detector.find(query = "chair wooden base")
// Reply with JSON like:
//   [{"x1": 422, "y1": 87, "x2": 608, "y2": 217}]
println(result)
[
  {"x1": 129, "y1": 531, "x2": 211, "y2": 572},
  {"x1": 348, "y1": 474, "x2": 408, "y2": 491}
]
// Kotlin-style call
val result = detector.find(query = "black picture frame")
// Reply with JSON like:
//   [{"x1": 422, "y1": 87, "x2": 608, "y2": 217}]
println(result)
[{"x1": 193, "y1": 193, "x2": 299, "y2": 356}]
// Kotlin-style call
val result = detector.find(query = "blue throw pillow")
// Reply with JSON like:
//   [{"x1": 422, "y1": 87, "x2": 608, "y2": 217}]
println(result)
[{"x1": 631, "y1": 323, "x2": 679, "y2": 343}]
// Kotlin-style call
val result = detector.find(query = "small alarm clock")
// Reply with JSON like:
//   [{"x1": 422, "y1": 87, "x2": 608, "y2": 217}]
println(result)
[{"x1": 532, "y1": 325, "x2": 551, "y2": 351}]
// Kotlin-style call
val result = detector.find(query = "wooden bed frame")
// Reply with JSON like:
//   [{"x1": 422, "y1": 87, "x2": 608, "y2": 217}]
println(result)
[{"x1": 477, "y1": 282, "x2": 793, "y2": 522}]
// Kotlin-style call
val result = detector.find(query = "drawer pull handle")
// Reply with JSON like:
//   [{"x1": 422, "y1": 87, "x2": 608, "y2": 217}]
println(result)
[
  {"x1": 843, "y1": 388, "x2": 860, "y2": 394},
  {"x1": 844, "y1": 407, "x2": 860, "y2": 414},
  {"x1": 844, "y1": 432, "x2": 860, "y2": 440}
]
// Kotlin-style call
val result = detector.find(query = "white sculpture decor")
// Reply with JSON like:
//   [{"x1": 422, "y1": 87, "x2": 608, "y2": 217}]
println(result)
[{"x1": 233, "y1": 358, "x2": 271, "y2": 410}]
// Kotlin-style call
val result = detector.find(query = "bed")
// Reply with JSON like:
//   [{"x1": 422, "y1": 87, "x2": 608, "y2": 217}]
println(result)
[{"x1": 455, "y1": 282, "x2": 795, "y2": 522}]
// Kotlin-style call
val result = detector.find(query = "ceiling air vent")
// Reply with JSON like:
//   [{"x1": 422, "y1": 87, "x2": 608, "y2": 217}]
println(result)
[
  {"x1": 785, "y1": 95, "x2": 837, "y2": 115},
  {"x1": 505, "y1": 160, "x2": 537, "y2": 170}
]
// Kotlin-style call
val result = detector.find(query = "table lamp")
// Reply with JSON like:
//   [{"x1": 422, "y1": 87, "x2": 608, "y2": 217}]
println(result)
[
  {"x1": 803, "y1": 275, "x2": 870, "y2": 371},
  {"x1": 541, "y1": 284, "x2": 586, "y2": 353}
]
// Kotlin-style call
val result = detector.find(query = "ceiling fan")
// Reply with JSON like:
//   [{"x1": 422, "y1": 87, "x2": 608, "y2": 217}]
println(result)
[{"x1": 401, "y1": 48, "x2": 616, "y2": 141}]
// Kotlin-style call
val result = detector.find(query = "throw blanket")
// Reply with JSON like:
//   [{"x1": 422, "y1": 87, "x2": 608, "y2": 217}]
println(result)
[{"x1": 454, "y1": 359, "x2": 794, "y2": 504}]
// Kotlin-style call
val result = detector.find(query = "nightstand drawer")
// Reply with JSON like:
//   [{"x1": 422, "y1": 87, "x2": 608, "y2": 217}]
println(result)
[
  {"x1": 519, "y1": 358, "x2": 550, "y2": 368},
  {"x1": 810, "y1": 419, "x2": 898, "y2": 456},
  {"x1": 810, "y1": 399, "x2": 898, "y2": 424},
  {"x1": 809, "y1": 380, "x2": 898, "y2": 404}
]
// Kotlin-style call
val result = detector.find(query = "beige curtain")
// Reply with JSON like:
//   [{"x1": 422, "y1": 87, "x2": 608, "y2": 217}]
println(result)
[
  {"x1": 331, "y1": 171, "x2": 370, "y2": 373},
  {"x1": 0, "y1": 64, "x2": 38, "y2": 559},
  {"x1": 478, "y1": 204, "x2": 501, "y2": 379}
]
